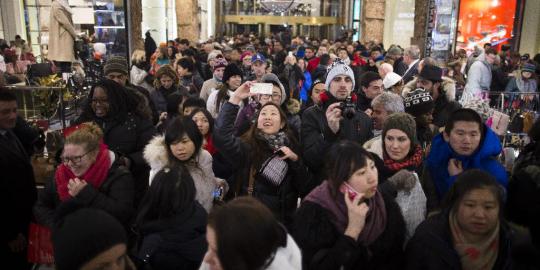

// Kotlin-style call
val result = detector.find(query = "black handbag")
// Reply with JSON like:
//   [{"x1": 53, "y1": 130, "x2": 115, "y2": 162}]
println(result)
[{"x1": 27, "y1": 62, "x2": 54, "y2": 78}]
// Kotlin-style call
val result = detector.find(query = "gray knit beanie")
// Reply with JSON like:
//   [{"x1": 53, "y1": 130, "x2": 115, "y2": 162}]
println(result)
[
  {"x1": 325, "y1": 60, "x2": 355, "y2": 91},
  {"x1": 261, "y1": 73, "x2": 286, "y2": 105},
  {"x1": 382, "y1": 112, "x2": 418, "y2": 147}
]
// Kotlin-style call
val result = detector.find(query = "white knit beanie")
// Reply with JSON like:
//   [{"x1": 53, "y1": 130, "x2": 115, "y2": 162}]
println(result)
[{"x1": 325, "y1": 60, "x2": 355, "y2": 91}]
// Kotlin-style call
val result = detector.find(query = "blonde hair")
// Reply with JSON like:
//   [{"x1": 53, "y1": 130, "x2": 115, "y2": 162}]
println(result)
[
  {"x1": 65, "y1": 122, "x2": 103, "y2": 152},
  {"x1": 131, "y1": 49, "x2": 146, "y2": 65}
]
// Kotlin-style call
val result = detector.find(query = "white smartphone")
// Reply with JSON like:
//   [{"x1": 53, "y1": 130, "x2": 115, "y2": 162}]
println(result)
[{"x1": 250, "y1": 83, "x2": 273, "y2": 95}]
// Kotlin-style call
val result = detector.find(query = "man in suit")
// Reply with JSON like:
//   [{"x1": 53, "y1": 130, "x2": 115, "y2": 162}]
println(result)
[
  {"x1": 401, "y1": 45, "x2": 421, "y2": 84},
  {"x1": 0, "y1": 89, "x2": 37, "y2": 269}
]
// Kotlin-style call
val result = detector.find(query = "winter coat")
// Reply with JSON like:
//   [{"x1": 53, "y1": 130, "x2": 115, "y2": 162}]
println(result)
[
  {"x1": 393, "y1": 57, "x2": 408, "y2": 76},
  {"x1": 1, "y1": 129, "x2": 37, "y2": 261},
  {"x1": 180, "y1": 74, "x2": 204, "y2": 96},
  {"x1": 363, "y1": 135, "x2": 383, "y2": 159},
  {"x1": 213, "y1": 102, "x2": 311, "y2": 226},
  {"x1": 402, "y1": 76, "x2": 457, "y2": 101},
  {"x1": 48, "y1": 1, "x2": 77, "y2": 62},
  {"x1": 199, "y1": 78, "x2": 220, "y2": 102},
  {"x1": 356, "y1": 91, "x2": 373, "y2": 112},
  {"x1": 198, "y1": 234, "x2": 302, "y2": 270},
  {"x1": 301, "y1": 94, "x2": 373, "y2": 190},
  {"x1": 505, "y1": 72, "x2": 538, "y2": 93},
  {"x1": 234, "y1": 100, "x2": 258, "y2": 136},
  {"x1": 291, "y1": 188, "x2": 406, "y2": 270},
  {"x1": 206, "y1": 89, "x2": 243, "y2": 119},
  {"x1": 300, "y1": 71, "x2": 312, "y2": 102},
  {"x1": 130, "y1": 65, "x2": 153, "y2": 92},
  {"x1": 144, "y1": 135, "x2": 225, "y2": 212},
  {"x1": 432, "y1": 94, "x2": 461, "y2": 129},
  {"x1": 136, "y1": 202, "x2": 208, "y2": 270},
  {"x1": 423, "y1": 127, "x2": 508, "y2": 211},
  {"x1": 462, "y1": 53, "x2": 493, "y2": 103},
  {"x1": 34, "y1": 152, "x2": 135, "y2": 227},
  {"x1": 405, "y1": 211, "x2": 514, "y2": 270},
  {"x1": 402, "y1": 59, "x2": 419, "y2": 84},
  {"x1": 149, "y1": 85, "x2": 181, "y2": 114}
]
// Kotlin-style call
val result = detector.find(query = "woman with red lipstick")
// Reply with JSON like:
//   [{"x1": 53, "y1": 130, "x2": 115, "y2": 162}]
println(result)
[
  {"x1": 405, "y1": 169, "x2": 515, "y2": 269},
  {"x1": 34, "y1": 123, "x2": 135, "y2": 227},
  {"x1": 213, "y1": 81, "x2": 310, "y2": 227},
  {"x1": 292, "y1": 141, "x2": 406, "y2": 270}
]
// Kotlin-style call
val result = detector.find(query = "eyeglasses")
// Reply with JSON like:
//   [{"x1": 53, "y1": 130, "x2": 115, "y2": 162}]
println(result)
[{"x1": 61, "y1": 150, "x2": 94, "y2": 164}]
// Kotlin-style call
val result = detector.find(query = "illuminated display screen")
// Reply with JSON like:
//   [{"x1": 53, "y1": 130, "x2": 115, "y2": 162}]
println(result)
[{"x1": 456, "y1": 0, "x2": 518, "y2": 52}]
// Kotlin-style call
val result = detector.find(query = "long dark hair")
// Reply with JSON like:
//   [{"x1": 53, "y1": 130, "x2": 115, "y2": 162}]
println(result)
[
  {"x1": 189, "y1": 107, "x2": 215, "y2": 136},
  {"x1": 164, "y1": 116, "x2": 203, "y2": 164},
  {"x1": 240, "y1": 102, "x2": 297, "y2": 169},
  {"x1": 136, "y1": 167, "x2": 196, "y2": 225},
  {"x1": 215, "y1": 83, "x2": 231, "y2": 114},
  {"x1": 207, "y1": 197, "x2": 287, "y2": 270},
  {"x1": 80, "y1": 79, "x2": 130, "y2": 122},
  {"x1": 326, "y1": 141, "x2": 375, "y2": 197}
]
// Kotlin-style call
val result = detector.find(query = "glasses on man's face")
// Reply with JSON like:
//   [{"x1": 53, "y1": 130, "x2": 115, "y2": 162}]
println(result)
[
  {"x1": 61, "y1": 150, "x2": 93, "y2": 164},
  {"x1": 91, "y1": 98, "x2": 109, "y2": 105}
]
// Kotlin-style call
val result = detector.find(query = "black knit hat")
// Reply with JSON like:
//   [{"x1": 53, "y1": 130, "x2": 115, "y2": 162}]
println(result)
[
  {"x1": 222, "y1": 63, "x2": 242, "y2": 83},
  {"x1": 418, "y1": 64, "x2": 442, "y2": 82},
  {"x1": 52, "y1": 208, "x2": 127, "y2": 270},
  {"x1": 103, "y1": 55, "x2": 128, "y2": 75},
  {"x1": 404, "y1": 88, "x2": 435, "y2": 116}
]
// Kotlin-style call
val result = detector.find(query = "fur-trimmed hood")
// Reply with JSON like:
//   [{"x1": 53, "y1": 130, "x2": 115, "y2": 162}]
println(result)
[
  {"x1": 402, "y1": 76, "x2": 456, "y2": 101},
  {"x1": 144, "y1": 135, "x2": 170, "y2": 178}
]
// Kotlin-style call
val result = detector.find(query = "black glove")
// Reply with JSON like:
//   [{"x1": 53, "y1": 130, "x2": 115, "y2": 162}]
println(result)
[{"x1": 388, "y1": 169, "x2": 417, "y2": 192}]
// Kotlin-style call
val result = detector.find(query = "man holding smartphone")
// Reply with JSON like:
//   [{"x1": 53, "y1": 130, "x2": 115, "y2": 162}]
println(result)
[{"x1": 301, "y1": 61, "x2": 373, "y2": 190}]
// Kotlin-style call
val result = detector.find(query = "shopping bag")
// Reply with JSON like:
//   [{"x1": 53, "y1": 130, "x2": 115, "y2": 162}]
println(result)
[
  {"x1": 395, "y1": 173, "x2": 426, "y2": 241},
  {"x1": 490, "y1": 110, "x2": 510, "y2": 136},
  {"x1": 27, "y1": 223, "x2": 54, "y2": 265}
]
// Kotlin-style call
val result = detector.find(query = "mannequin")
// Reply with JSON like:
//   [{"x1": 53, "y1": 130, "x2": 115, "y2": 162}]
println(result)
[{"x1": 48, "y1": 0, "x2": 77, "y2": 72}]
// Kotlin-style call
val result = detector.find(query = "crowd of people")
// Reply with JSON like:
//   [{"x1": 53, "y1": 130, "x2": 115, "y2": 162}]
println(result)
[{"x1": 1, "y1": 31, "x2": 540, "y2": 270}]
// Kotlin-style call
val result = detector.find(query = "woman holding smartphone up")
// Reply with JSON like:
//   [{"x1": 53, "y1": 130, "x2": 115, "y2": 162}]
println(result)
[
  {"x1": 213, "y1": 81, "x2": 310, "y2": 227},
  {"x1": 292, "y1": 141, "x2": 406, "y2": 270}
]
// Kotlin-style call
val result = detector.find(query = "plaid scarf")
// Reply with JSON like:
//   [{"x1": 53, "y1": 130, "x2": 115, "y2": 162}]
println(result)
[{"x1": 384, "y1": 145, "x2": 423, "y2": 172}]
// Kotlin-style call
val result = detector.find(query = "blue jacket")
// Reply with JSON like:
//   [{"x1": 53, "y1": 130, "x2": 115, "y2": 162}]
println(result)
[
  {"x1": 426, "y1": 126, "x2": 508, "y2": 199},
  {"x1": 299, "y1": 71, "x2": 312, "y2": 103}
]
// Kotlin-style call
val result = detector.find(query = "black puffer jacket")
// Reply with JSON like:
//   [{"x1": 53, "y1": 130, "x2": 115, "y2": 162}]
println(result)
[
  {"x1": 136, "y1": 203, "x2": 207, "y2": 270},
  {"x1": 291, "y1": 189, "x2": 405, "y2": 270},
  {"x1": 213, "y1": 102, "x2": 311, "y2": 226},
  {"x1": 34, "y1": 154, "x2": 135, "y2": 227},
  {"x1": 301, "y1": 94, "x2": 373, "y2": 191},
  {"x1": 405, "y1": 211, "x2": 514, "y2": 270}
]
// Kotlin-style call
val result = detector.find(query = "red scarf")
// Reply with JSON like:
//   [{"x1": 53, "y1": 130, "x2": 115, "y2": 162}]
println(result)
[
  {"x1": 319, "y1": 91, "x2": 358, "y2": 106},
  {"x1": 55, "y1": 143, "x2": 111, "y2": 201},
  {"x1": 204, "y1": 133, "x2": 217, "y2": 155},
  {"x1": 384, "y1": 145, "x2": 423, "y2": 172}
]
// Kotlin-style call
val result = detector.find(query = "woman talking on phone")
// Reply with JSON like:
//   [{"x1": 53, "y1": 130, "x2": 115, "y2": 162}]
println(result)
[
  {"x1": 213, "y1": 80, "x2": 310, "y2": 226},
  {"x1": 291, "y1": 141, "x2": 406, "y2": 270}
]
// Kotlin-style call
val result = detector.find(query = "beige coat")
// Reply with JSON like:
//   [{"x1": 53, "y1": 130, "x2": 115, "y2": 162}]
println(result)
[{"x1": 48, "y1": 1, "x2": 77, "y2": 62}]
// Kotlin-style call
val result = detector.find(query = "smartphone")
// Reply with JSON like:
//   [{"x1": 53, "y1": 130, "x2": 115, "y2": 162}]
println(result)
[
  {"x1": 213, "y1": 186, "x2": 224, "y2": 200},
  {"x1": 250, "y1": 83, "x2": 273, "y2": 95},
  {"x1": 275, "y1": 149, "x2": 286, "y2": 157},
  {"x1": 339, "y1": 183, "x2": 368, "y2": 205}
]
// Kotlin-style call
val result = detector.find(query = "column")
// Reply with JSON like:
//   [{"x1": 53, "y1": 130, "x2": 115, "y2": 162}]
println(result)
[
  {"x1": 411, "y1": 0, "x2": 428, "y2": 52},
  {"x1": 519, "y1": 0, "x2": 540, "y2": 55},
  {"x1": 361, "y1": 0, "x2": 385, "y2": 43},
  {"x1": 175, "y1": 0, "x2": 200, "y2": 43}
]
